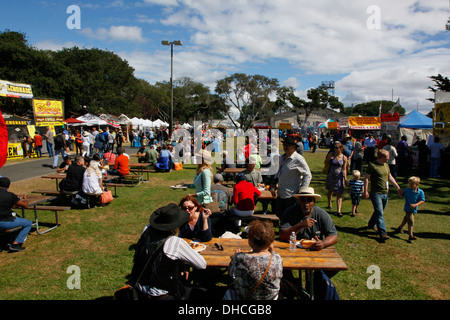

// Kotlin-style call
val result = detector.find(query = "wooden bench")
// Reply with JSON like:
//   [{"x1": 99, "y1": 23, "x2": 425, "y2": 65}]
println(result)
[
  {"x1": 227, "y1": 213, "x2": 279, "y2": 222},
  {"x1": 114, "y1": 174, "x2": 144, "y2": 186},
  {"x1": 104, "y1": 183, "x2": 129, "y2": 197},
  {"x1": 31, "y1": 190, "x2": 62, "y2": 196},
  {"x1": 22, "y1": 205, "x2": 71, "y2": 235}
]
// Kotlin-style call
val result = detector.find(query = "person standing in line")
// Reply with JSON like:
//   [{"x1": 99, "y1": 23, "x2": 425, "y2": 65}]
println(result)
[
  {"x1": 33, "y1": 131, "x2": 43, "y2": 158},
  {"x1": 363, "y1": 149, "x2": 402, "y2": 242},
  {"x1": 428, "y1": 136, "x2": 444, "y2": 178}
]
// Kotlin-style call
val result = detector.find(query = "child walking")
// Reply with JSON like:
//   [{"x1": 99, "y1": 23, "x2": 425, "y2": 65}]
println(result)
[
  {"x1": 348, "y1": 170, "x2": 364, "y2": 217},
  {"x1": 396, "y1": 176, "x2": 425, "y2": 241}
]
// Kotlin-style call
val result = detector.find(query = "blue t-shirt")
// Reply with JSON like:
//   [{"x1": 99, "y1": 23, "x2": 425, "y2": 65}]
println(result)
[
  {"x1": 349, "y1": 179, "x2": 364, "y2": 196},
  {"x1": 403, "y1": 187, "x2": 425, "y2": 213}
]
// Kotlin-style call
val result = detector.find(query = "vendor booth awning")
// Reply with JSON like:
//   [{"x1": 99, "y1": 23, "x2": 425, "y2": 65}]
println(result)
[
  {"x1": 0, "y1": 80, "x2": 33, "y2": 99},
  {"x1": 76, "y1": 113, "x2": 108, "y2": 126},
  {"x1": 398, "y1": 110, "x2": 432, "y2": 129},
  {"x1": 65, "y1": 118, "x2": 85, "y2": 124}
]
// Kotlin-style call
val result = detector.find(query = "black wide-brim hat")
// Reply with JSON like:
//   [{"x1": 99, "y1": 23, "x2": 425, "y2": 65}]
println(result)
[
  {"x1": 282, "y1": 136, "x2": 297, "y2": 146},
  {"x1": 149, "y1": 203, "x2": 189, "y2": 231}
]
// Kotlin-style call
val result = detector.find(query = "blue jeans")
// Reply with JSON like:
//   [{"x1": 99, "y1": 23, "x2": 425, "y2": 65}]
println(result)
[
  {"x1": 0, "y1": 217, "x2": 33, "y2": 244},
  {"x1": 53, "y1": 148, "x2": 66, "y2": 167},
  {"x1": 369, "y1": 193, "x2": 388, "y2": 235},
  {"x1": 47, "y1": 142, "x2": 54, "y2": 157}
]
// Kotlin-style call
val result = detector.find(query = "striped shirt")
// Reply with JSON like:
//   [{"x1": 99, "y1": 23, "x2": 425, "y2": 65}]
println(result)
[
  {"x1": 276, "y1": 151, "x2": 312, "y2": 199},
  {"x1": 349, "y1": 179, "x2": 364, "y2": 196},
  {"x1": 136, "y1": 234, "x2": 206, "y2": 297}
]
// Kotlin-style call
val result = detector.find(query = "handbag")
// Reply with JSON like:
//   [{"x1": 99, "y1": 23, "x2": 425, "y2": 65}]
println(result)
[
  {"x1": 203, "y1": 200, "x2": 220, "y2": 213},
  {"x1": 100, "y1": 188, "x2": 114, "y2": 204},
  {"x1": 225, "y1": 253, "x2": 273, "y2": 300}
]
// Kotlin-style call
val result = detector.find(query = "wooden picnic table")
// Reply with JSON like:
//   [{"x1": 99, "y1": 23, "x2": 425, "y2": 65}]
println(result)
[
  {"x1": 222, "y1": 168, "x2": 245, "y2": 174},
  {"x1": 14, "y1": 195, "x2": 64, "y2": 235},
  {"x1": 41, "y1": 172, "x2": 119, "y2": 191},
  {"x1": 192, "y1": 237, "x2": 347, "y2": 300}
]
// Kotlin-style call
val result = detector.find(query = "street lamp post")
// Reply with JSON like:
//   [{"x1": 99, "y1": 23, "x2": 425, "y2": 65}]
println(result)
[{"x1": 161, "y1": 40, "x2": 182, "y2": 139}]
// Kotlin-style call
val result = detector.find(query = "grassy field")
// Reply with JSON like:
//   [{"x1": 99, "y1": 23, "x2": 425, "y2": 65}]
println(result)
[{"x1": 0, "y1": 149, "x2": 449, "y2": 300}]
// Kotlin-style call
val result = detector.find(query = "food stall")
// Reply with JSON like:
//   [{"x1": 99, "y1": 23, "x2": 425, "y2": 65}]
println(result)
[{"x1": 339, "y1": 116, "x2": 381, "y2": 139}]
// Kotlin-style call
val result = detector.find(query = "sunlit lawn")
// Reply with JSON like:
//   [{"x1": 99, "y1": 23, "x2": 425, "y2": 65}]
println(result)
[{"x1": 0, "y1": 149, "x2": 449, "y2": 300}]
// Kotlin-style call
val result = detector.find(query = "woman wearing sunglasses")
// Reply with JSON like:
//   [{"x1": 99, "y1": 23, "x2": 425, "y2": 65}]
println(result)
[{"x1": 178, "y1": 195, "x2": 213, "y2": 242}]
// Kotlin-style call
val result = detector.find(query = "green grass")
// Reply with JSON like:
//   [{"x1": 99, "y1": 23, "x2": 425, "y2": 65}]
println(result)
[{"x1": 0, "y1": 150, "x2": 449, "y2": 300}]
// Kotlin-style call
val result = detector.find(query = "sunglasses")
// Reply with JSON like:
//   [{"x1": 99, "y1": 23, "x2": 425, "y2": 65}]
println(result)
[
  {"x1": 298, "y1": 197, "x2": 315, "y2": 202},
  {"x1": 214, "y1": 243, "x2": 224, "y2": 251},
  {"x1": 182, "y1": 205, "x2": 195, "y2": 211}
]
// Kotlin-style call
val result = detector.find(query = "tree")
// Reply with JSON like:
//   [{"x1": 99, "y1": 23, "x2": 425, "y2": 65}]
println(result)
[
  {"x1": 215, "y1": 73, "x2": 280, "y2": 130},
  {"x1": 427, "y1": 74, "x2": 450, "y2": 102},
  {"x1": 345, "y1": 100, "x2": 405, "y2": 116},
  {"x1": 281, "y1": 84, "x2": 344, "y2": 128}
]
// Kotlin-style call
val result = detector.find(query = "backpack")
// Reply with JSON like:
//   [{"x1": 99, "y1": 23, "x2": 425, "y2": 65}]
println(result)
[
  {"x1": 313, "y1": 270, "x2": 339, "y2": 300},
  {"x1": 54, "y1": 135, "x2": 64, "y2": 149}
]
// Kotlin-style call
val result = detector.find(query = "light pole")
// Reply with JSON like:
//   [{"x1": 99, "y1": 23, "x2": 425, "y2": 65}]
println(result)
[{"x1": 161, "y1": 40, "x2": 182, "y2": 138}]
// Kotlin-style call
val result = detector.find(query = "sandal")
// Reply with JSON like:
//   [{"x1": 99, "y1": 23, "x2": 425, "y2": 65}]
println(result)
[
  {"x1": 337, "y1": 212, "x2": 343, "y2": 217},
  {"x1": 327, "y1": 206, "x2": 333, "y2": 211}
]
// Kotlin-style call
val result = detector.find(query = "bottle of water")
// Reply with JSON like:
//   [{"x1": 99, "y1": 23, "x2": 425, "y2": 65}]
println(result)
[{"x1": 289, "y1": 232, "x2": 297, "y2": 251}]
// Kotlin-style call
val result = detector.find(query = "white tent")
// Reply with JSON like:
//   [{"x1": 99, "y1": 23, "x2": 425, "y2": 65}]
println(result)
[
  {"x1": 118, "y1": 114, "x2": 132, "y2": 125},
  {"x1": 76, "y1": 113, "x2": 108, "y2": 126}
]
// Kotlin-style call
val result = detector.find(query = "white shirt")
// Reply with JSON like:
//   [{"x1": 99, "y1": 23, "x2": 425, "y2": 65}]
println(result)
[
  {"x1": 276, "y1": 151, "x2": 312, "y2": 199},
  {"x1": 82, "y1": 171, "x2": 102, "y2": 195}
]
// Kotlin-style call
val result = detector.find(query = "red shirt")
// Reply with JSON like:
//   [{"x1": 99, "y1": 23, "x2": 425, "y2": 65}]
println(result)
[
  {"x1": 114, "y1": 154, "x2": 129, "y2": 176},
  {"x1": 232, "y1": 181, "x2": 261, "y2": 211},
  {"x1": 33, "y1": 134, "x2": 43, "y2": 146}
]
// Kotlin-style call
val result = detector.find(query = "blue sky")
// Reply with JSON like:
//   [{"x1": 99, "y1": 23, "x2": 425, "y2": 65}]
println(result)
[{"x1": 1, "y1": 0, "x2": 449, "y2": 115}]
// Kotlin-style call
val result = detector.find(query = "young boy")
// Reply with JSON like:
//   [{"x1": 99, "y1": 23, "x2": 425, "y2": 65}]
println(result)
[
  {"x1": 396, "y1": 176, "x2": 425, "y2": 241},
  {"x1": 349, "y1": 170, "x2": 364, "y2": 217}
]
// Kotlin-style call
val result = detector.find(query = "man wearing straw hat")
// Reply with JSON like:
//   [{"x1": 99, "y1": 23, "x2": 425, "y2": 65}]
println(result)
[{"x1": 279, "y1": 186, "x2": 338, "y2": 251}]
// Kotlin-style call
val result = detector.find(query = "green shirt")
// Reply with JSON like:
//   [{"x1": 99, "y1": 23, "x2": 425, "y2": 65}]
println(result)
[
  {"x1": 366, "y1": 161, "x2": 390, "y2": 194},
  {"x1": 146, "y1": 148, "x2": 158, "y2": 165}
]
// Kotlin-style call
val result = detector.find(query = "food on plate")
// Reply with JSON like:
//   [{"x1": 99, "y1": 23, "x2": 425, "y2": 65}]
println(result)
[
  {"x1": 300, "y1": 239, "x2": 316, "y2": 248},
  {"x1": 189, "y1": 242, "x2": 205, "y2": 252}
]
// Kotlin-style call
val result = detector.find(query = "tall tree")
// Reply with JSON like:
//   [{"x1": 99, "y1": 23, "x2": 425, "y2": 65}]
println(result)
[
  {"x1": 215, "y1": 73, "x2": 280, "y2": 130},
  {"x1": 427, "y1": 74, "x2": 450, "y2": 102},
  {"x1": 281, "y1": 84, "x2": 344, "y2": 128}
]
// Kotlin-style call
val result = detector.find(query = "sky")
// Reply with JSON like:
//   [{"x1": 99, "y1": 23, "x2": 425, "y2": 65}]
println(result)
[{"x1": 1, "y1": 0, "x2": 449, "y2": 116}]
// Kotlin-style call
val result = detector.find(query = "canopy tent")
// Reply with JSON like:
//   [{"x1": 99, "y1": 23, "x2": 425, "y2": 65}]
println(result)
[
  {"x1": 398, "y1": 110, "x2": 433, "y2": 129},
  {"x1": 319, "y1": 119, "x2": 334, "y2": 129},
  {"x1": 398, "y1": 110, "x2": 433, "y2": 145},
  {"x1": 99, "y1": 114, "x2": 121, "y2": 128},
  {"x1": 65, "y1": 118, "x2": 84, "y2": 125},
  {"x1": 117, "y1": 114, "x2": 132, "y2": 125},
  {"x1": 76, "y1": 113, "x2": 108, "y2": 126}
]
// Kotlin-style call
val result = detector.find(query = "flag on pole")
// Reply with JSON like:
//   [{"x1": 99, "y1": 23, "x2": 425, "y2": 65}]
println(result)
[
  {"x1": 389, "y1": 98, "x2": 400, "y2": 115},
  {"x1": 378, "y1": 101, "x2": 383, "y2": 117}
]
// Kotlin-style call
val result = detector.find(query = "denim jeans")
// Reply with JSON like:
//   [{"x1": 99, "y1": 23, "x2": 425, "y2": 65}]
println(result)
[
  {"x1": 369, "y1": 193, "x2": 388, "y2": 235},
  {"x1": 47, "y1": 142, "x2": 54, "y2": 157},
  {"x1": 53, "y1": 148, "x2": 66, "y2": 167},
  {"x1": 0, "y1": 217, "x2": 33, "y2": 244}
]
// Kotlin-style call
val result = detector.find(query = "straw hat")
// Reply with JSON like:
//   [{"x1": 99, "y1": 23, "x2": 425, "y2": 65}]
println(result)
[
  {"x1": 195, "y1": 149, "x2": 212, "y2": 164},
  {"x1": 293, "y1": 186, "x2": 321, "y2": 200}
]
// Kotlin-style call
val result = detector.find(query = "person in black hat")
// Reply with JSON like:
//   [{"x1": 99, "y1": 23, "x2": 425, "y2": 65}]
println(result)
[
  {"x1": 0, "y1": 177, "x2": 33, "y2": 252},
  {"x1": 129, "y1": 203, "x2": 207, "y2": 300},
  {"x1": 273, "y1": 135, "x2": 312, "y2": 219}
]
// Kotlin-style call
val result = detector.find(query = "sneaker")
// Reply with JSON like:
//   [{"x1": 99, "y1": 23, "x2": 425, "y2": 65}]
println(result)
[
  {"x1": 408, "y1": 235, "x2": 418, "y2": 241},
  {"x1": 8, "y1": 243, "x2": 25, "y2": 252}
]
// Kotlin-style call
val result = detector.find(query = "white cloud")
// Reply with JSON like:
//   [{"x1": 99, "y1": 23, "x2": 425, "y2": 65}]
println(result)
[
  {"x1": 80, "y1": 25, "x2": 147, "y2": 43},
  {"x1": 33, "y1": 40, "x2": 80, "y2": 51}
]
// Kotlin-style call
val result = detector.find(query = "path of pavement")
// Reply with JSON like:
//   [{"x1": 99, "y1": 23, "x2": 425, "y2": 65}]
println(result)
[{"x1": 0, "y1": 146, "x2": 136, "y2": 182}]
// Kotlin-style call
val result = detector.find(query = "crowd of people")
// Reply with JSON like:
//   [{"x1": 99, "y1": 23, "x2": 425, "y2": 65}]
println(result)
[{"x1": 3, "y1": 125, "x2": 438, "y2": 301}]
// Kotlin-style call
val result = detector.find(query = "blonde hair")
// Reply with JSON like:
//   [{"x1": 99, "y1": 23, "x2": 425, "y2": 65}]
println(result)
[
  {"x1": 86, "y1": 160, "x2": 102, "y2": 177},
  {"x1": 408, "y1": 176, "x2": 420, "y2": 185},
  {"x1": 352, "y1": 170, "x2": 361, "y2": 179}
]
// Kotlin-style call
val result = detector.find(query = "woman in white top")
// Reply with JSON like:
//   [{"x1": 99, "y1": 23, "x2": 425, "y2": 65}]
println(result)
[{"x1": 82, "y1": 154, "x2": 104, "y2": 196}]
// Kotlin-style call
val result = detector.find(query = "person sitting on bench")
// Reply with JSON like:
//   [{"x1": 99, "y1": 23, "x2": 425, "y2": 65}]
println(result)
[
  {"x1": 60, "y1": 155, "x2": 86, "y2": 194},
  {"x1": 0, "y1": 177, "x2": 32, "y2": 252},
  {"x1": 107, "y1": 147, "x2": 129, "y2": 176}
]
